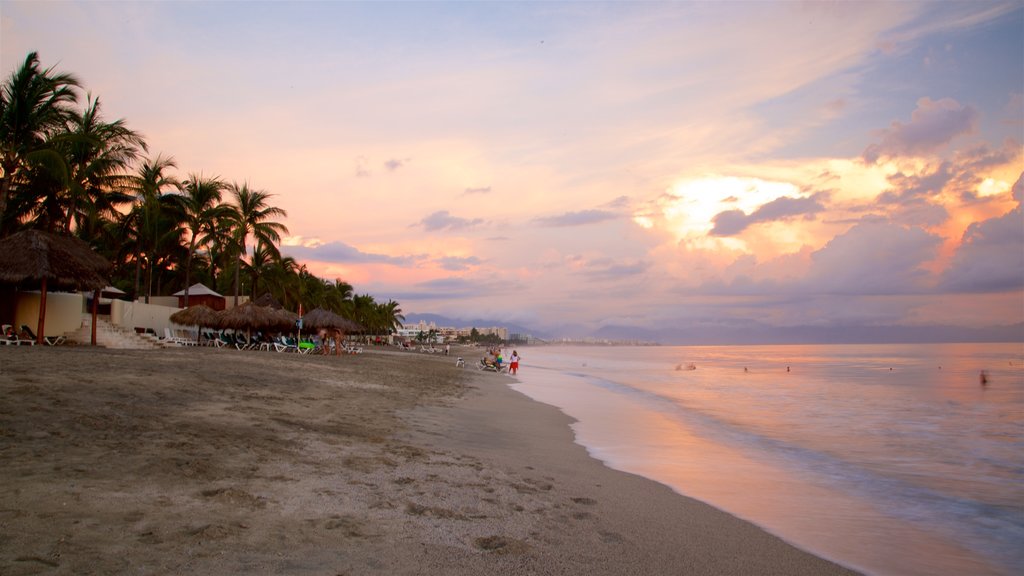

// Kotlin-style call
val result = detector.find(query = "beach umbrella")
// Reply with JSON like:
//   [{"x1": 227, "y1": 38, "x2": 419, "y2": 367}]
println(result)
[
  {"x1": 170, "y1": 304, "x2": 220, "y2": 344},
  {"x1": 272, "y1": 308, "x2": 299, "y2": 331},
  {"x1": 215, "y1": 302, "x2": 278, "y2": 331},
  {"x1": 0, "y1": 229, "x2": 110, "y2": 345},
  {"x1": 301, "y1": 307, "x2": 361, "y2": 332}
]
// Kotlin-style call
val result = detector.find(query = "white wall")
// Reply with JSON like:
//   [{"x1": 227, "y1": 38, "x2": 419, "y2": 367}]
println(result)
[
  {"x1": 111, "y1": 299, "x2": 177, "y2": 333},
  {"x1": 13, "y1": 292, "x2": 83, "y2": 337}
]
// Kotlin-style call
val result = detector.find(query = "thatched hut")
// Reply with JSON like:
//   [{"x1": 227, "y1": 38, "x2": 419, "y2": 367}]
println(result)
[
  {"x1": 0, "y1": 230, "x2": 110, "y2": 344},
  {"x1": 173, "y1": 283, "x2": 225, "y2": 311}
]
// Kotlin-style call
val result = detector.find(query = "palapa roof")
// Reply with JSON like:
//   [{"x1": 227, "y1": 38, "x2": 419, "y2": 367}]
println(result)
[
  {"x1": 215, "y1": 302, "x2": 279, "y2": 330},
  {"x1": 170, "y1": 304, "x2": 220, "y2": 327},
  {"x1": 302, "y1": 307, "x2": 362, "y2": 332},
  {"x1": 0, "y1": 229, "x2": 110, "y2": 291}
]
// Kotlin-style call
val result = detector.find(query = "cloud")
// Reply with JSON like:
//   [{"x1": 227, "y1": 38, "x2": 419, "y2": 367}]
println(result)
[
  {"x1": 579, "y1": 259, "x2": 650, "y2": 281},
  {"x1": 533, "y1": 209, "x2": 621, "y2": 227},
  {"x1": 879, "y1": 162, "x2": 953, "y2": 204},
  {"x1": 863, "y1": 97, "x2": 978, "y2": 162},
  {"x1": 710, "y1": 194, "x2": 826, "y2": 236},
  {"x1": 355, "y1": 157, "x2": 371, "y2": 177},
  {"x1": 941, "y1": 173, "x2": 1024, "y2": 293},
  {"x1": 283, "y1": 241, "x2": 414, "y2": 265},
  {"x1": 385, "y1": 157, "x2": 410, "y2": 172},
  {"x1": 416, "y1": 210, "x2": 484, "y2": 231},
  {"x1": 803, "y1": 220, "x2": 941, "y2": 294},
  {"x1": 463, "y1": 186, "x2": 492, "y2": 195},
  {"x1": 436, "y1": 255, "x2": 483, "y2": 271},
  {"x1": 387, "y1": 276, "x2": 522, "y2": 301}
]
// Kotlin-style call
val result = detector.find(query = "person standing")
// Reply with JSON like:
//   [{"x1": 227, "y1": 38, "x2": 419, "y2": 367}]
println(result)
[{"x1": 509, "y1": 350, "x2": 520, "y2": 375}]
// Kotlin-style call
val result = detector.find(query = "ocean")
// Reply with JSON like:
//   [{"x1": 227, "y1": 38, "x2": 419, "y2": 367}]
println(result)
[{"x1": 509, "y1": 343, "x2": 1024, "y2": 576}]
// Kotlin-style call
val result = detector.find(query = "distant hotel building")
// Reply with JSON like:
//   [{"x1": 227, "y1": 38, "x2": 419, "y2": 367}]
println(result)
[{"x1": 396, "y1": 320, "x2": 509, "y2": 343}]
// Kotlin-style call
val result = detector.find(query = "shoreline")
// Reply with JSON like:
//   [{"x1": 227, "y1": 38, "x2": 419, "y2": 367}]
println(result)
[
  {"x1": 405, "y1": 366, "x2": 860, "y2": 575},
  {"x1": 0, "y1": 346, "x2": 857, "y2": 574}
]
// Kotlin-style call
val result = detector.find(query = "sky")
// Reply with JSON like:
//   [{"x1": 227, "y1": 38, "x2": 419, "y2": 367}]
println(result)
[{"x1": 2, "y1": 1, "x2": 1023, "y2": 341}]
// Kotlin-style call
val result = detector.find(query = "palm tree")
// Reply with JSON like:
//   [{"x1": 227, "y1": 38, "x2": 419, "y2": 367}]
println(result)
[
  {"x1": 349, "y1": 293, "x2": 378, "y2": 335},
  {"x1": 242, "y1": 243, "x2": 275, "y2": 300},
  {"x1": 58, "y1": 95, "x2": 146, "y2": 235},
  {"x1": 226, "y1": 182, "x2": 288, "y2": 306},
  {"x1": 0, "y1": 52, "x2": 81, "y2": 235},
  {"x1": 124, "y1": 155, "x2": 178, "y2": 300},
  {"x1": 380, "y1": 299, "x2": 405, "y2": 334},
  {"x1": 175, "y1": 174, "x2": 228, "y2": 305},
  {"x1": 262, "y1": 255, "x2": 300, "y2": 309}
]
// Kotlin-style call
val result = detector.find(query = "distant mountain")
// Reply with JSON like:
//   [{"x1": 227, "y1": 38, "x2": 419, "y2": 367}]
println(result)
[
  {"x1": 404, "y1": 313, "x2": 1021, "y2": 345},
  {"x1": 593, "y1": 322, "x2": 1024, "y2": 345}
]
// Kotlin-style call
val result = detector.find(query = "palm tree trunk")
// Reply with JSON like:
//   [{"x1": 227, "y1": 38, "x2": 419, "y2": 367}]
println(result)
[
  {"x1": 145, "y1": 259, "x2": 153, "y2": 304},
  {"x1": 34, "y1": 278, "x2": 48, "y2": 345},
  {"x1": 183, "y1": 243, "x2": 194, "y2": 308},
  {"x1": 233, "y1": 255, "x2": 241, "y2": 307},
  {"x1": 133, "y1": 244, "x2": 142, "y2": 300}
]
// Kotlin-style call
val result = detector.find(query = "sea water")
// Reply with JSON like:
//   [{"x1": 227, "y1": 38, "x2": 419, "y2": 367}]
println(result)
[{"x1": 510, "y1": 343, "x2": 1024, "y2": 576}]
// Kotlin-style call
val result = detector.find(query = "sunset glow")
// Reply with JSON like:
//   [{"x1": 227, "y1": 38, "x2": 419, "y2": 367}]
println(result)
[{"x1": 4, "y1": 0, "x2": 1020, "y2": 341}]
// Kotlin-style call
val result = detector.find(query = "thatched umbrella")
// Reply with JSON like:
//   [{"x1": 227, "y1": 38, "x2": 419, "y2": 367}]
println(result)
[
  {"x1": 302, "y1": 307, "x2": 362, "y2": 353},
  {"x1": 216, "y1": 302, "x2": 278, "y2": 330},
  {"x1": 302, "y1": 307, "x2": 361, "y2": 332},
  {"x1": 170, "y1": 304, "x2": 220, "y2": 344},
  {"x1": 272, "y1": 308, "x2": 299, "y2": 331},
  {"x1": 0, "y1": 229, "x2": 110, "y2": 345}
]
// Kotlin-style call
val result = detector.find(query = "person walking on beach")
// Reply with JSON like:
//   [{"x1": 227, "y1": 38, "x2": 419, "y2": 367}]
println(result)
[{"x1": 509, "y1": 350, "x2": 520, "y2": 375}]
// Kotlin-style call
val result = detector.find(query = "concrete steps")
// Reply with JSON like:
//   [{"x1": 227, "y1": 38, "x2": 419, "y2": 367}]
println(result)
[{"x1": 66, "y1": 315, "x2": 166, "y2": 349}]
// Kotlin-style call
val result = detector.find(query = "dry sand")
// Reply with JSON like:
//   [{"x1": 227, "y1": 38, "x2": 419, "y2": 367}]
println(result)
[{"x1": 0, "y1": 345, "x2": 859, "y2": 575}]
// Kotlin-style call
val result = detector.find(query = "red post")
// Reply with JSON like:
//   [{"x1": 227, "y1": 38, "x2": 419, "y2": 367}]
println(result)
[
  {"x1": 91, "y1": 288, "x2": 99, "y2": 346},
  {"x1": 36, "y1": 278, "x2": 47, "y2": 345}
]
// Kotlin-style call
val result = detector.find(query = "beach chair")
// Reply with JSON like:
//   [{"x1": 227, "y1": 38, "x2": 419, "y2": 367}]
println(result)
[
  {"x1": 256, "y1": 333, "x2": 274, "y2": 352},
  {"x1": 8, "y1": 325, "x2": 37, "y2": 346},
  {"x1": 163, "y1": 327, "x2": 186, "y2": 346},
  {"x1": 233, "y1": 332, "x2": 252, "y2": 350},
  {"x1": 21, "y1": 323, "x2": 62, "y2": 344},
  {"x1": 273, "y1": 335, "x2": 298, "y2": 353},
  {"x1": 215, "y1": 331, "x2": 233, "y2": 348},
  {"x1": 176, "y1": 328, "x2": 198, "y2": 346}
]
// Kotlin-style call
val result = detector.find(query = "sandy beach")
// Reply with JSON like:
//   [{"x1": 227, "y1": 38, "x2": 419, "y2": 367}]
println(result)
[{"x1": 0, "y1": 345, "x2": 858, "y2": 575}]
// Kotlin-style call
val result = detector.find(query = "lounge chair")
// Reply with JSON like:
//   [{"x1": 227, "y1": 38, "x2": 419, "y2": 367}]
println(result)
[
  {"x1": 210, "y1": 331, "x2": 231, "y2": 348},
  {"x1": 297, "y1": 339, "x2": 317, "y2": 354},
  {"x1": 21, "y1": 324, "x2": 60, "y2": 345},
  {"x1": 6, "y1": 325, "x2": 37, "y2": 346},
  {"x1": 273, "y1": 335, "x2": 298, "y2": 353},
  {"x1": 163, "y1": 327, "x2": 187, "y2": 346}
]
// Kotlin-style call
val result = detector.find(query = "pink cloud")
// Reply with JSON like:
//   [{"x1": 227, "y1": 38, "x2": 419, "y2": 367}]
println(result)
[{"x1": 863, "y1": 97, "x2": 978, "y2": 163}]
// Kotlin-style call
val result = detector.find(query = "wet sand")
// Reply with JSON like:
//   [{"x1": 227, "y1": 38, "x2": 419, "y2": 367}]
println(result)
[{"x1": 0, "y1": 346, "x2": 858, "y2": 575}]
